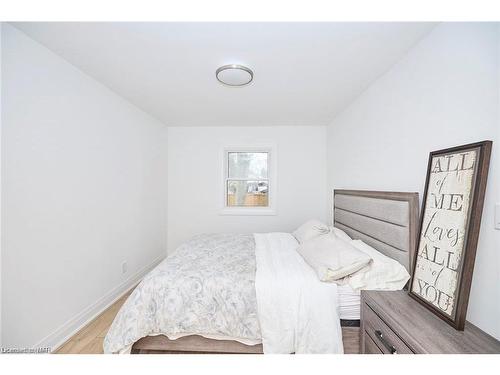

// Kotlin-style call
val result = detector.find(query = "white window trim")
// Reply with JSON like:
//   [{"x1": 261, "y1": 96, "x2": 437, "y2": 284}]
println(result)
[{"x1": 219, "y1": 144, "x2": 277, "y2": 216}]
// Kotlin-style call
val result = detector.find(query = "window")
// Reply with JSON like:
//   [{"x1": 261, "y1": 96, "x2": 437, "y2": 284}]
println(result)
[{"x1": 221, "y1": 147, "x2": 276, "y2": 215}]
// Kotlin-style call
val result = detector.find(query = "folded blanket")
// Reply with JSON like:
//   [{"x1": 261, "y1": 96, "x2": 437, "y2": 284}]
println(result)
[{"x1": 254, "y1": 232, "x2": 343, "y2": 353}]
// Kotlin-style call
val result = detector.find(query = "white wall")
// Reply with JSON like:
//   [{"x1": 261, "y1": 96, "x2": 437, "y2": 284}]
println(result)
[
  {"x1": 167, "y1": 126, "x2": 327, "y2": 252},
  {"x1": 327, "y1": 23, "x2": 500, "y2": 339},
  {"x1": 1, "y1": 24, "x2": 168, "y2": 347}
]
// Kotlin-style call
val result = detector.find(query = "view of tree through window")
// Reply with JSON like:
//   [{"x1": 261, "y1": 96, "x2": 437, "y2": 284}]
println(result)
[{"x1": 226, "y1": 152, "x2": 269, "y2": 207}]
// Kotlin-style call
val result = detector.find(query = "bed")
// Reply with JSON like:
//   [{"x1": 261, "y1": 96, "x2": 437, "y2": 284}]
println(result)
[{"x1": 104, "y1": 189, "x2": 419, "y2": 354}]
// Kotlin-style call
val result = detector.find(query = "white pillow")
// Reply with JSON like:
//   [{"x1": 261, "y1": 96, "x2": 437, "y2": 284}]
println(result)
[
  {"x1": 292, "y1": 219, "x2": 330, "y2": 244},
  {"x1": 331, "y1": 226, "x2": 352, "y2": 242},
  {"x1": 296, "y1": 234, "x2": 372, "y2": 282},
  {"x1": 346, "y1": 240, "x2": 410, "y2": 291}
]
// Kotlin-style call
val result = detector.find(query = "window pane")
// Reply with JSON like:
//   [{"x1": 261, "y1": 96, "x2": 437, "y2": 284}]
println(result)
[
  {"x1": 228, "y1": 152, "x2": 268, "y2": 179},
  {"x1": 227, "y1": 180, "x2": 268, "y2": 207}
]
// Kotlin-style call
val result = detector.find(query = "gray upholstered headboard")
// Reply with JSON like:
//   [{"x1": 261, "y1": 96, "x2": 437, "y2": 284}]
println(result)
[{"x1": 333, "y1": 190, "x2": 419, "y2": 273}]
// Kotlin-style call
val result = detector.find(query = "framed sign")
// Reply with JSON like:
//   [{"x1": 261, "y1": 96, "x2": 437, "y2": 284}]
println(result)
[{"x1": 409, "y1": 141, "x2": 492, "y2": 330}]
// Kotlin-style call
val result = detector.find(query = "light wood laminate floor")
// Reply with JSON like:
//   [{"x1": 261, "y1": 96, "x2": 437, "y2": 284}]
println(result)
[{"x1": 55, "y1": 289, "x2": 134, "y2": 354}]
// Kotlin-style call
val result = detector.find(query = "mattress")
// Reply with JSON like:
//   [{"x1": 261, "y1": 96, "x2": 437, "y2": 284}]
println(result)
[{"x1": 337, "y1": 284, "x2": 361, "y2": 321}]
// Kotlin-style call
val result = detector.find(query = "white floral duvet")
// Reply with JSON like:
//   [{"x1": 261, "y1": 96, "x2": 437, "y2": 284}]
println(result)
[{"x1": 103, "y1": 234, "x2": 261, "y2": 353}]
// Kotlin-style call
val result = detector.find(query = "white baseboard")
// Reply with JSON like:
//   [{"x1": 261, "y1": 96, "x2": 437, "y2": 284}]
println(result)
[{"x1": 34, "y1": 254, "x2": 165, "y2": 352}]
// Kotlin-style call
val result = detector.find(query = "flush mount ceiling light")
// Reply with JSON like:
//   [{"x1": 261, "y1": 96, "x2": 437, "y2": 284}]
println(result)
[{"x1": 216, "y1": 64, "x2": 254, "y2": 86}]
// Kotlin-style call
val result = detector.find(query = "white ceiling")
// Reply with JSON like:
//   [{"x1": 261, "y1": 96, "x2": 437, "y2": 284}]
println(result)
[{"x1": 13, "y1": 22, "x2": 436, "y2": 126}]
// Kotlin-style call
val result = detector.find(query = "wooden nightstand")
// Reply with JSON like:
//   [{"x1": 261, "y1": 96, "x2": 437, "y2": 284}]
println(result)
[{"x1": 361, "y1": 290, "x2": 500, "y2": 354}]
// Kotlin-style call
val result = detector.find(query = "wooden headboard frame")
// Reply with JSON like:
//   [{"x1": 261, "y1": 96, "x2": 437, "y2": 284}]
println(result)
[{"x1": 333, "y1": 190, "x2": 419, "y2": 274}]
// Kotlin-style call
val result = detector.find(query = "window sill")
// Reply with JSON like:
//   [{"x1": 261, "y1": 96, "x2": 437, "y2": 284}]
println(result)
[{"x1": 219, "y1": 207, "x2": 277, "y2": 216}]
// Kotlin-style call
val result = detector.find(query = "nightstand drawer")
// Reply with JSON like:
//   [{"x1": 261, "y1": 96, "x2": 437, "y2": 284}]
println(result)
[
  {"x1": 361, "y1": 291, "x2": 500, "y2": 353},
  {"x1": 363, "y1": 303, "x2": 413, "y2": 354},
  {"x1": 364, "y1": 332, "x2": 384, "y2": 354}
]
